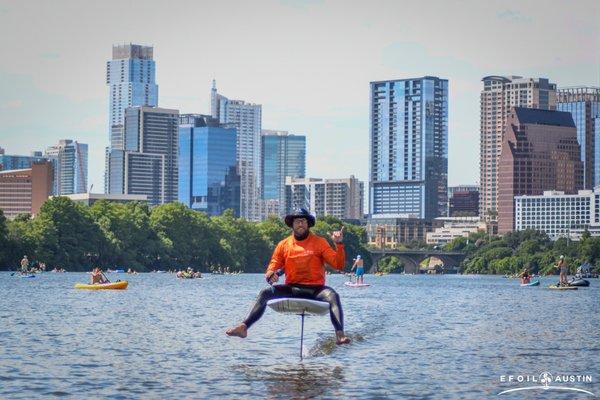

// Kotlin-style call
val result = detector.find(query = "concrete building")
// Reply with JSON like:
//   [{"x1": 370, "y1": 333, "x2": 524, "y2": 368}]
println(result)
[
  {"x1": 45, "y1": 140, "x2": 88, "y2": 195},
  {"x1": 178, "y1": 114, "x2": 239, "y2": 216},
  {"x1": 369, "y1": 76, "x2": 448, "y2": 221},
  {"x1": 367, "y1": 218, "x2": 441, "y2": 247},
  {"x1": 515, "y1": 189, "x2": 600, "y2": 240},
  {"x1": 211, "y1": 80, "x2": 262, "y2": 221},
  {"x1": 0, "y1": 161, "x2": 53, "y2": 218},
  {"x1": 426, "y1": 217, "x2": 487, "y2": 245},
  {"x1": 56, "y1": 193, "x2": 148, "y2": 206},
  {"x1": 285, "y1": 176, "x2": 364, "y2": 220},
  {"x1": 107, "y1": 106, "x2": 179, "y2": 206},
  {"x1": 498, "y1": 107, "x2": 582, "y2": 234},
  {"x1": 261, "y1": 130, "x2": 306, "y2": 217},
  {"x1": 557, "y1": 87, "x2": 600, "y2": 189},
  {"x1": 479, "y1": 76, "x2": 557, "y2": 220}
]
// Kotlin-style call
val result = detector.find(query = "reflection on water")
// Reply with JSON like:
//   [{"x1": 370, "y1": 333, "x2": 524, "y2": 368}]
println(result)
[
  {"x1": 238, "y1": 362, "x2": 345, "y2": 400},
  {"x1": 0, "y1": 272, "x2": 598, "y2": 399}
]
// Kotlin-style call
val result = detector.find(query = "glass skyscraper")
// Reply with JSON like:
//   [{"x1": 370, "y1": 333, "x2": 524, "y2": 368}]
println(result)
[
  {"x1": 369, "y1": 76, "x2": 448, "y2": 221},
  {"x1": 211, "y1": 80, "x2": 261, "y2": 221},
  {"x1": 0, "y1": 148, "x2": 46, "y2": 171},
  {"x1": 105, "y1": 44, "x2": 158, "y2": 192},
  {"x1": 108, "y1": 106, "x2": 179, "y2": 206},
  {"x1": 178, "y1": 115, "x2": 239, "y2": 216},
  {"x1": 557, "y1": 87, "x2": 600, "y2": 189},
  {"x1": 261, "y1": 130, "x2": 306, "y2": 215},
  {"x1": 45, "y1": 140, "x2": 88, "y2": 195}
]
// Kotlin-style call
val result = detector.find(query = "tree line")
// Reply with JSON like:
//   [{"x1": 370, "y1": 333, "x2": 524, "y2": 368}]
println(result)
[
  {"x1": 0, "y1": 197, "x2": 371, "y2": 272},
  {"x1": 444, "y1": 229, "x2": 600, "y2": 275}
]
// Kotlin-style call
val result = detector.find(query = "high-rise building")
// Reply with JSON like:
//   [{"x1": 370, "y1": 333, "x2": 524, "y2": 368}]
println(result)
[
  {"x1": 211, "y1": 80, "x2": 262, "y2": 221},
  {"x1": 261, "y1": 130, "x2": 306, "y2": 216},
  {"x1": 45, "y1": 140, "x2": 88, "y2": 195},
  {"x1": 0, "y1": 161, "x2": 53, "y2": 218},
  {"x1": 0, "y1": 148, "x2": 46, "y2": 171},
  {"x1": 497, "y1": 107, "x2": 582, "y2": 234},
  {"x1": 515, "y1": 189, "x2": 599, "y2": 240},
  {"x1": 105, "y1": 44, "x2": 158, "y2": 191},
  {"x1": 285, "y1": 176, "x2": 364, "y2": 220},
  {"x1": 479, "y1": 76, "x2": 557, "y2": 220},
  {"x1": 178, "y1": 114, "x2": 239, "y2": 216},
  {"x1": 557, "y1": 87, "x2": 600, "y2": 189},
  {"x1": 369, "y1": 76, "x2": 448, "y2": 221},
  {"x1": 448, "y1": 185, "x2": 479, "y2": 217},
  {"x1": 107, "y1": 106, "x2": 179, "y2": 206}
]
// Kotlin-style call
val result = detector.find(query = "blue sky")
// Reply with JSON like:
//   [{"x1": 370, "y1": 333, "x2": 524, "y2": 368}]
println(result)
[{"x1": 0, "y1": 0, "x2": 598, "y2": 193}]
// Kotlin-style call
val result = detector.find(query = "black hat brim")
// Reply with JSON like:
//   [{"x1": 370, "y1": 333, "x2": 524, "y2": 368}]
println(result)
[{"x1": 284, "y1": 214, "x2": 315, "y2": 228}]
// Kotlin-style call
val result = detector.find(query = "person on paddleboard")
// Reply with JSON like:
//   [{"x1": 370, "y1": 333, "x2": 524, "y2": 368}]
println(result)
[
  {"x1": 226, "y1": 208, "x2": 351, "y2": 345},
  {"x1": 20, "y1": 255, "x2": 29, "y2": 274},
  {"x1": 351, "y1": 255, "x2": 365, "y2": 284},
  {"x1": 554, "y1": 255, "x2": 568, "y2": 286}
]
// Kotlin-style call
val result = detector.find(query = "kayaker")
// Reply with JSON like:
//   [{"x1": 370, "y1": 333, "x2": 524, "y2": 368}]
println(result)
[
  {"x1": 351, "y1": 255, "x2": 365, "y2": 284},
  {"x1": 519, "y1": 268, "x2": 531, "y2": 284},
  {"x1": 90, "y1": 267, "x2": 108, "y2": 285},
  {"x1": 20, "y1": 255, "x2": 29, "y2": 273},
  {"x1": 554, "y1": 255, "x2": 568, "y2": 286},
  {"x1": 226, "y1": 208, "x2": 351, "y2": 345}
]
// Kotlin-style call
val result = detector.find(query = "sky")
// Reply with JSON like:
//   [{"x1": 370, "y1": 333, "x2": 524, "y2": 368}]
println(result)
[{"x1": 0, "y1": 0, "x2": 598, "y2": 195}]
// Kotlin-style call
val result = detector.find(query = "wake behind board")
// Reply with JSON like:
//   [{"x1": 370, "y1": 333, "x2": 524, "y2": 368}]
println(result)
[
  {"x1": 520, "y1": 280, "x2": 540, "y2": 287},
  {"x1": 548, "y1": 285, "x2": 578, "y2": 290},
  {"x1": 344, "y1": 282, "x2": 370, "y2": 288},
  {"x1": 267, "y1": 298, "x2": 330, "y2": 316}
]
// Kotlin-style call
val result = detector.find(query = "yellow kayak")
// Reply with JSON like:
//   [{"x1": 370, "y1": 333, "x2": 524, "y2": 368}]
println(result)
[{"x1": 74, "y1": 281, "x2": 128, "y2": 290}]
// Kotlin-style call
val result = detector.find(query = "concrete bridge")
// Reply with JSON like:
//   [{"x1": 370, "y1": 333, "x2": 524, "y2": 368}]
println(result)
[{"x1": 368, "y1": 249, "x2": 466, "y2": 274}]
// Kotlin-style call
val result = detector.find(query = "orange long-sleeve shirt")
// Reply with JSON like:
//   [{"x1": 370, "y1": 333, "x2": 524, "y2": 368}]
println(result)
[{"x1": 266, "y1": 233, "x2": 345, "y2": 286}]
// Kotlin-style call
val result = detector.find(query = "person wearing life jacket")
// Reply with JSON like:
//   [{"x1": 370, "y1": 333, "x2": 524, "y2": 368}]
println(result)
[{"x1": 226, "y1": 208, "x2": 350, "y2": 344}]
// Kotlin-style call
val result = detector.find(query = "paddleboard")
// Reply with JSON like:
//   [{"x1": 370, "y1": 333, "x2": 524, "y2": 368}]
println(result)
[
  {"x1": 344, "y1": 282, "x2": 370, "y2": 288},
  {"x1": 520, "y1": 280, "x2": 540, "y2": 287},
  {"x1": 20, "y1": 274, "x2": 36, "y2": 278},
  {"x1": 267, "y1": 298, "x2": 330, "y2": 316},
  {"x1": 548, "y1": 285, "x2": 578, "y2": 290}
]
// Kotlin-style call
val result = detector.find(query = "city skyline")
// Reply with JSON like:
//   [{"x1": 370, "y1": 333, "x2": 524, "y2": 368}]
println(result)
[{"x1": 0, "y1": 0, "x2": 598, "y2": 197}]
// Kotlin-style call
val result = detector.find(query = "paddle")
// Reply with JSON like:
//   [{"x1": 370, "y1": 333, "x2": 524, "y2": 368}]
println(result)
[{"x1": 101, "y1": 271, "x2": 111, "y2": 284}]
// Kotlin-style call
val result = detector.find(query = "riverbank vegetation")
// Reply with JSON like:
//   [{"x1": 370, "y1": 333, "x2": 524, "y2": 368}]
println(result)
[
  {"x1": 0, "y1": 197, "x2": 370, "y2": 272},
  {"x1": 445, "y1": 229, "x2": 600, "y2": 275}
]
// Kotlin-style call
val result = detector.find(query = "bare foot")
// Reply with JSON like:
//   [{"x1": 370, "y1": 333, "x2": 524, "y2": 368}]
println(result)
[
  {"x1": 336, "y1": 330, "x2": 351, "y2": 345},
  {"x1": 226, "y1": 323, "x2": 248, "y2": 338}
]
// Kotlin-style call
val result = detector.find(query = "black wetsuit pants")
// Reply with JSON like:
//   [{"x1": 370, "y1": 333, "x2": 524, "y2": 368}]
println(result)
[{"x1": 243, "y1": 284, "x2": 344, "y2": 332}]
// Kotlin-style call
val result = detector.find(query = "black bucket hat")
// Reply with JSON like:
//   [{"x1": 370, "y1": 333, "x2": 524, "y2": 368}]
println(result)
[{"x1": 284, "y1": 208, "x2": 316, "y2": 227}]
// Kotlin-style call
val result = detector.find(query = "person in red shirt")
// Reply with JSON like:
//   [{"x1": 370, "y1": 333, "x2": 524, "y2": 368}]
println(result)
[{"x1": 226, "y1": 208, "x2": 351, "y2": 344}]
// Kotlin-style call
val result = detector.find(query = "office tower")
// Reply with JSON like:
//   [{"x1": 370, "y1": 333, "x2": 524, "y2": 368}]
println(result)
[
  {"x1": 105, "y1": 44, "x2": 158, "y2": 191},
  {"x1": 285, "y1": 176, "x2": 364, "y2": 220},
  {"x1": 0, "y1": 161, "x2": 53, "y2": 218},
  {"x1": 557, "y1": 87, "x2": 600, "y2": 189},
  {"x1": 0, "y1": 148, "x2": 47, "y2": 171},
  {"x1": 211, "y1": 80, "x2": 261, "y2": 220},
  {"x1": 45, "y1": 140, "x2": 88, "y2": 195},
  {"x1": 178, "y1": 114, "x2": 239, "y2": 216},
  {"x1": 108, "y1": 106, "x2": 179, "y2": 206},
  {"x1": 261, "y1": 130, "x2": 306, "y2": 216},
  {"x1": 369, "y1": 76, "x2": 448, "y2": 221},
  {"x1": 497, "y1": 107, "x2": 582, "y2": 234},
  {"x1": 448, "y1": 185, "x2": 479, "y2": 217},
  {"x1": 480, "y1": 76, "x2": 557, "y2": 219}
]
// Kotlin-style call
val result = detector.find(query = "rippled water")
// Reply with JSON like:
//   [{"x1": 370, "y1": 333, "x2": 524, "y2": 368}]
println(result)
[{"x1": 0, "y1": 272, "x2": 598, "y2": 399}]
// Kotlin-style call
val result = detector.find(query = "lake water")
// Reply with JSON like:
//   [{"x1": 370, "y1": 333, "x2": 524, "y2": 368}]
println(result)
[{"x1": 1, "y1": 272, "x2": 598, "y2": 399}]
